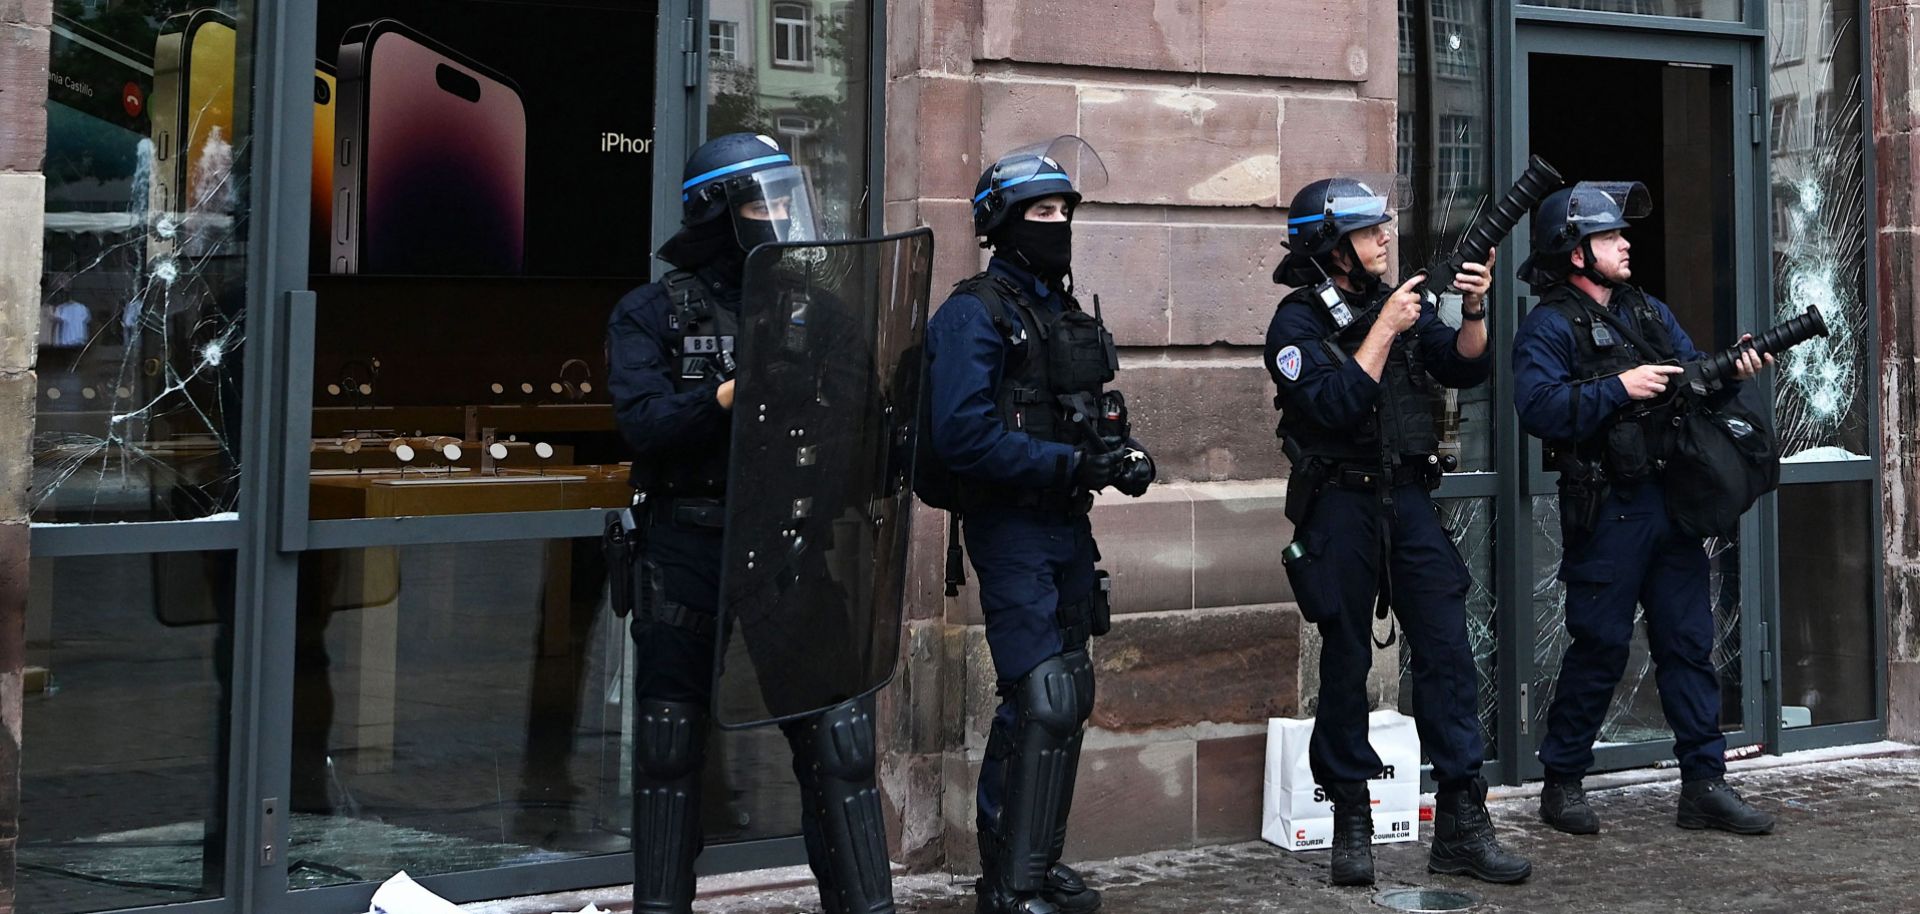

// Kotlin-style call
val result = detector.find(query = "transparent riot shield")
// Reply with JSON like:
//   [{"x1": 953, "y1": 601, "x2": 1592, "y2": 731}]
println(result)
[{"x1": 711, "y1": 227, "x2": 936, "y2": 728}]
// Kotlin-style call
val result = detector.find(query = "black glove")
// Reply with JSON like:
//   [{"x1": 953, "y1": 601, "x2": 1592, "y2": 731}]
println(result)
[
  {"x1": 1113, "y1": 445, "x2": 1156, "y2": 497},
  {"x1": 1072, "y1": 447, "x2": 1117, "y2": 492}
]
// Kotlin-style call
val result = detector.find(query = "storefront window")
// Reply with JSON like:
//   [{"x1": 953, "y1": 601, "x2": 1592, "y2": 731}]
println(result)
[
  {"x1": 36, "y1": 1, "x2": 256, "y2": 524},
  {"x1": 1521, "y1": 0, "x2": 1743, "y2": 19},
  {"x1": 303, "y1": 0, "x2": 661, "y2": 521},
  {"x1": 1397, "y1": 0, "x2": 1495, "y2": 472},
  {"x1": 20, "y1": 551, "x2": 233, "y2": 913},
  {"x1": 1777, "y1": 482, "x2": 1876, "y2": 726},
  {"x1": 1399, "y1": 497, "x2": 1499, "y2": 752},
  {"x1": 286, "y1": 538, "x2": 801, "y2": 887},
  {"x1": 707, "y1": 0, "x2": 872, "y2": 238},
  {"x1": 1768, "y1": 2, "x2": 1869, "y2": 460}
]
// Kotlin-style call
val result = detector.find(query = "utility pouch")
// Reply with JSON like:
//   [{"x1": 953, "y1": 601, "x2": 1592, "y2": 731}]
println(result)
[
  {"x1": 1090, "y1": 570, "x2": 1113, "y2": 637},
  {"x1": 1048, "y1": 309, "x2": 1117, "y2": 393}
]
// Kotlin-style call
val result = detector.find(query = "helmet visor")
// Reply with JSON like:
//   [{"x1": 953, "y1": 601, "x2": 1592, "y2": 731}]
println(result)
[
  {"x1": 1568, "y1": 181, "x2": 1652, "y2": 225},
  {"x1": 726, "y1": 165, "x2": 822, "y2": 247},
  {"x1": 984, "y1": 135, "x2": 1110, "y2": 203}
]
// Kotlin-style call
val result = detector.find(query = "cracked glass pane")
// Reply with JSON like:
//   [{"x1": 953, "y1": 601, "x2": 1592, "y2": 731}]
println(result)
[
  {"x1": 1530, "y1": 495, "x2": 1746, "y2": 750},
  {"x1": 1397, "y1": 497, "x2": 1499, "y2": 754},
  {"x1": 1768, "y1": 3, "x2": 1869, "y2": 461},
  {"x1": 37, "y1": 2, "x2": 253, "y2": 524}
]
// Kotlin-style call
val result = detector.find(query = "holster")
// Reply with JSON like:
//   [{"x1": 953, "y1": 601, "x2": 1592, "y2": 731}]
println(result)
[
  {"x1": 603, "y1": 506, "x2": 642, "y2": 618},
  {"x1": 1283, "y1": 457, "x2": 1330, "y2": 528},
  {"x1": 1555, "y1": 459, "x2": 1610, "y2": 540}
]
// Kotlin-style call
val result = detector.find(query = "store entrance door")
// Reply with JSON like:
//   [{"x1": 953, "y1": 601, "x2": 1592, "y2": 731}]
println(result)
[{"x1": 1509, "y1": 27, "x2": 1769, "y2": 780}]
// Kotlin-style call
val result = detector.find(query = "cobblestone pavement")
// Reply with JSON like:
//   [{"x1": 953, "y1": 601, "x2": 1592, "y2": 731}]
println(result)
[{"x1": 688, "y1": 754, "x2": 1920, "y2": 914}]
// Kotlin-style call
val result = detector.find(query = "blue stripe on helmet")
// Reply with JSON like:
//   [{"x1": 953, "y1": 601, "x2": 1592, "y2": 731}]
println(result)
[
  {"x1": 682, "y1": 153, "x2": 793, "y2": 191},
  {"x1": 972, "y1": 171, "x2": 1074, "y2": 204},
  {"x1": 1287, "y1": 207, "x2": 1385, "y2": 226}
]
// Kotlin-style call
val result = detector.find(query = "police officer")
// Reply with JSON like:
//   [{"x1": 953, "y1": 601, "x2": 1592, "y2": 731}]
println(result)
[
  {"x1": 926, "y1": 138, "x2": 1155, "y2": 914},
  {"x1": 1266, "y1": 178, "x2": 1530, "y2": 887},
  {"x1": 1511, "y1": 182, "x2": 1775, "y2": 837},
  {"x1": 606, "y1": 133, "x2": 897, "y2": 914}
]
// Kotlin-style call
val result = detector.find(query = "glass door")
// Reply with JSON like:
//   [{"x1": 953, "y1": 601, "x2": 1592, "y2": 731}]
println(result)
[{"x1": 1508, "y1": 26, "x2": 1768, "y2": 778}]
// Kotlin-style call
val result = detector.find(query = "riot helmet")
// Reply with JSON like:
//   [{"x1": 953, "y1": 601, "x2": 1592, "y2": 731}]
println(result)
[
  {"x1": 972, "y1": 136, "x2": 1107, "y2": 239},
  {"x1": 1273, "y1": 177, "x2": 1393, "y2": 287},
  {"x1": 1515, "y1": 181, "x2": 1650, "y2": 289},
  {"x1": 680, "y1": 132, "x2": 822, "y2": 250}
]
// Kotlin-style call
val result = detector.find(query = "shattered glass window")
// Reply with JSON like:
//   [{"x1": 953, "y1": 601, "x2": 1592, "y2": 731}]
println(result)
[
  {"x1": 1398, "y1": 497, "x2": 1499, "y2": 753},
  {"x1": 1529, "y1": 496, "x2": 1746, "y2": 746},
  {"x1": 1768, "y1": 2, "x2": 1869, "y2": 461},
  {"x1": 37, "y1": 2, "x2": 253, "y2": 524}
]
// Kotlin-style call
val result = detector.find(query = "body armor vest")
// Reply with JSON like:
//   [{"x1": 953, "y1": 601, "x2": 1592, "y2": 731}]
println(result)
[
  {"x1": 962, "y1": 272, "x2": 1118, "y2": 450},
  {"x1": 1538, "y1": 283, "x2": 1676, "y2": 483},
  {"x1": 1274, "y1": 284, "x2": 1440, "y2": 465},
  {"x1": 641, "y1": 270, "x2": 738, "y2": 497}
]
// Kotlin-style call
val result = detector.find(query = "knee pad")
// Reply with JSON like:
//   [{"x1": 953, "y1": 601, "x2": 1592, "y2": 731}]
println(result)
[
  {"x1": 635, "y1": 699, "x2": 706, "y2": 781},
  {"x1": 802, "y1": 697, "x2": 879, "y2": 783},
  {"x1": 1015, "y1": 649, "x2": 1095, "y2": 737}
]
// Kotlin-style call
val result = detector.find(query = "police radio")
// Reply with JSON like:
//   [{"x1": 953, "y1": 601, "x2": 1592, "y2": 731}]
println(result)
[{"x1": 1314, "y1": 279, "x2": 1356, "y2": 329}]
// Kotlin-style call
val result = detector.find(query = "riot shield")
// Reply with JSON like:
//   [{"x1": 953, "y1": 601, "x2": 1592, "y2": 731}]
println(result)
[{"x1": 711, "y1": 227, "x2": 935, "y2": 728}]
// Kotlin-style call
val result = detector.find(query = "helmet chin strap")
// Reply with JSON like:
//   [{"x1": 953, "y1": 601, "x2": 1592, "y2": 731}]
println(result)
[
  {"x1": 1573, "y1": 236, "x2": 1616, "y2": 289},
  {"x1": 1335, "y1": 235, "x2": 1379, "y2": 290}
]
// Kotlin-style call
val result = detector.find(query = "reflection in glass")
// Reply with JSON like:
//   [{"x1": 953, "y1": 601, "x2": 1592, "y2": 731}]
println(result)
[
  {"x1": 1768, "y1": 2, "x2": 1870, "y2": 459},
  {"x1": 1529, "y1": 496, "x2": 1744, "y2": 748},
  {"x1": 706, "y1": 0, "x2": 872, "y2": 237},
  {"x1": 20, "y1": 551, "x2": 232, "y2": 913},
  {"x1": 1520, "y1": 0, "x2": 1742, "y2": 19},
  {"x1": 1398, "y1": 497, "x2": 1499, "y2": 753},
  {"x1": 288, "y1": 539, "x2": 800, "y2": 888},
  {"x1": 1397, "y1": 0, "x2": 1494, "y2": 472},
  {"x1": 1778, "y1": 483, "x2": 1875, "y2": 726},
  {"x1": 37, "y1": 2, "x2": 252, "y2": 523}
]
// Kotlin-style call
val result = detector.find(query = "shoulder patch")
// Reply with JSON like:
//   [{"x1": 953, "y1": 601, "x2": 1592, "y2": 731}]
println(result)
[{"x1": 1275, "y1": 345, "x2": 1303, "y2": 382}]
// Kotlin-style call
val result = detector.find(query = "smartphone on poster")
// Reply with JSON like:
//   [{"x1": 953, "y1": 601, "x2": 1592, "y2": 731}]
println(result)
[
  {"x1": 149, "y1": 7, "x2": 238, "y2": 260},
  {"x1": 332, "y1": 19, "x2": 527, "y2": 275},
  {"x1": 311, "y1": 59, "x2": 337, "y2": 272}
]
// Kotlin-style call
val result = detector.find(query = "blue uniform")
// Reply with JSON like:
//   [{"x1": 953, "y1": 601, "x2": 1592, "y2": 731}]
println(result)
[
  {"x1": 927, "y1": 257, "x2": 1100, "y2": 824},
  {"x1": 1265, "y1": 284, "x2": 1491, "y2": 790},
  {"x1": 1511, "y1": 287, "x2": 1732, "y2": 782}
]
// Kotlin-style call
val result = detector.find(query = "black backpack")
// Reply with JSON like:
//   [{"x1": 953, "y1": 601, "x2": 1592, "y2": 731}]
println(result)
[
  {"x1": 1582, "y1": 303, "x2": 1782, "y2": 540},
  {"x1": 1662, "y1": 387, "x2": 1780, "y2": 539}
]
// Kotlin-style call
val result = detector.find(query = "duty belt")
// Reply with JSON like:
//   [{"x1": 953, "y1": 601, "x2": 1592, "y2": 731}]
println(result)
[
  {"x1": 957, "y1": 483, "x2": 1094, "y2": 517},
  {"x1": 1331, "y1": 462, "x2": 1429, "y2": 492},
  {"x1": 651, "y1": 496, "x2": 726, "y2": 530}
]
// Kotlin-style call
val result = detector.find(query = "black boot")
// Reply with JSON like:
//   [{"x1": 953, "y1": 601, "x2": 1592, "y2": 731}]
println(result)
[
  {"x1": 1539, "y1": 778, "x2": 1600, "y2": 835},
  {"x1": 1677, "y1": 778, "x2": 1775, "y2": 835},
  {"x1": 977, "y1": 830, "x2": 1061, "y2": 914},
  {"x1": 1429, "y1": 777, "x2": 1532, "y2": 884},
  {"x1": 1323, "y1": 782, "x2": 1375, "y2": 887},
  {"x1": 1041, "y1": 864, "x2": 1101, "y2": 913}
]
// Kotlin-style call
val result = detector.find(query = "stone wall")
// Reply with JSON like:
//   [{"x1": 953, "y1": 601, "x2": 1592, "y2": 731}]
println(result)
[
  {"x1": 0, "y1": 0, "x2": 48, "y2": 908},
  {"x1": 1871, "y1": 0, "x2": 1920, "y2": 742},
  {"x1": 882, "y1": 0, "x2": 1398, "y2": 870}
]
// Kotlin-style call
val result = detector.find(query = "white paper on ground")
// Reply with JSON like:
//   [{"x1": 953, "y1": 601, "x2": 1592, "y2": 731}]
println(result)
[{"x1": 368, "y1": 871, "x2": 463, "y2": 914}]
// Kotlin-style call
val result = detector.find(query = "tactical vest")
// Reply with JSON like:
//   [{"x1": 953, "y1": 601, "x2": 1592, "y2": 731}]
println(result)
[
  {"x1": 1538, "y1": 284, "x2": 1677, "y2": 483},
  {"x1": 951, "y1": 272, "x2": 1118, "y2": 505},
  {"x1": 639, "y1": 270, "x2": 739, "y2": 497},
  {"x1": 1274, "y1": 284, "x2": 1440, "y2": 465}
]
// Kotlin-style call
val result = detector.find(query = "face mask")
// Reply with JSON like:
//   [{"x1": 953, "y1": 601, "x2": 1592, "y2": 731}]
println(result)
[
  {"x1": 735, "y1": 216, "x2": 782, "y2": 255},
  {"x1": 1001, "y1": 218, "x2": 1073, "y2": 282}
]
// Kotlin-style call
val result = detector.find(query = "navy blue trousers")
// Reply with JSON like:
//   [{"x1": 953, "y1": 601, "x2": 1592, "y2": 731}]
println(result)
[
  {"x1": 962, "y1": 506, "x2": 1099, "y2": 828},
  {"x1": 1539, "y1": 482, "x2": 1727, "y2": 782},
  {"x1": 1291, "y1": 484, "x2": 1484, "y2": 789}
]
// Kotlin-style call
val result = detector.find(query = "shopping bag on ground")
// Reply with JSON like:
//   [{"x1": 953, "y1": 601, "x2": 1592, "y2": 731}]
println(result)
[{"x1": 1261, "y1": 709, "x2": 1421, "y2": 851}]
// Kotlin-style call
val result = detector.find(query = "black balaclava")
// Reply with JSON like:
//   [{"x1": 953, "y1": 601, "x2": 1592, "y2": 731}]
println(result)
[
  {"x1": 994, "y1": 209, "x2": 1074, "y2": 286},
  {"x1": 657, "y1": 216, "x2": 740, "y2": 276}
]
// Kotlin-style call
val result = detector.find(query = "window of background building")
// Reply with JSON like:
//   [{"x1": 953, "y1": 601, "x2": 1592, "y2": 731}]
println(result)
[
  {"x1": 710, "y1": 19, "x2": 740, "y2": 60},
  {"x1": 710, "y1": 0, "x2": 871, "y2": 238},
  {"x1": 1770, "y1": 97, "x2": 1801, "y2": 150},
  {"x1": 1774, "y1": 0, "x2": 1809, "y2": 64},
  {"x1": 772, "y1": 1, "x2": 813, "y2": 69}
]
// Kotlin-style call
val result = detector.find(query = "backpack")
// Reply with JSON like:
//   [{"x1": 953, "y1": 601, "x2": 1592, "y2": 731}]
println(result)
[{"x1": 1662, "y1": 387, "x2": 1781, "y2": 539}]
